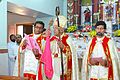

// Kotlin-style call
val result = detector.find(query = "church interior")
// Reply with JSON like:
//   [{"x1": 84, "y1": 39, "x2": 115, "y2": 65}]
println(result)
[{"x1": 0, "y1": 0, "x2": 120, "y2": 80}]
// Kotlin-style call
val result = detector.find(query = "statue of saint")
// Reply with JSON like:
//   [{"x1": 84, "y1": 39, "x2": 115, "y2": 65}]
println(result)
[{"x1": 84, "y1": 8, "x2": 91, "y2": 23}]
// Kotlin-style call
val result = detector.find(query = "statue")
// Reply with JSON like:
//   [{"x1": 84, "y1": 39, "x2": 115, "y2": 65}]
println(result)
[
  {"x1": 105, "y1": 3, "x2": 113, "y2": 21},
  {"x1": 84, "y1": 8, "x2": 91, "y2": 23}
]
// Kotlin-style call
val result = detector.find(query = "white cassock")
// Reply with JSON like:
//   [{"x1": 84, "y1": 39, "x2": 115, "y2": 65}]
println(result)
[
  {"x1": 116, "y1": 41, "x2": 120, "y2": 58},
  {"x1": 50, "y1": 37, "x2": 66, "y2": 80},
  {"x1": 67, "y1": 36, "x2": 80, "y2": 80},
  {"x1": 81, "y1": 36, "x2": 120, "y2": 80},
  {"x1": 8, "y1": 41, "x2": 18, "y2": 76},
  {"x1": 50, "y1": 35, "x2": 80, "y2": 80}
]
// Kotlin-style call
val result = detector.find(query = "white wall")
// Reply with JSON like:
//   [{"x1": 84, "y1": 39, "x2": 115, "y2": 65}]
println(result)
[
  {"x1": 63, "y1": 0, "x2": 67, "y2": 17},
  {"x1": 36, "y1": 16, "x2": 54, "y2": 28},
  {"x1": 0, "y1": 53, "x2": 8, "y2": 75},
  {"x1": 0, "y1": 0, "x2": 7, "y2": 49},
  {"x1": 0, "y1": 0, "x2": 8, "y2": 75},
  {"x1": 7, "y1": 0, "x2": 64, "y2": 16},
  {"x1": 8, "y1": 12, "x2": 35, "y2": 25}
]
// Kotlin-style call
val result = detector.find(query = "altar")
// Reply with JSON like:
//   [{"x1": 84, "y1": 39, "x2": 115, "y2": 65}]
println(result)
[{"x1": 67, "y1": 0, "x2": 120, "y2": 36}]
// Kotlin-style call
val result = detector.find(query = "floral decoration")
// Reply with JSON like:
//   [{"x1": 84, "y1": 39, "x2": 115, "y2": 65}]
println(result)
[
  {"x1": 114, "y1": 29, "x2": 120, "y2": 37},
  {"x1": 88, "y1": 30, "x2": 96, "y2": 37},
  {"x1": 67, "y1": 25, "x2": 77, "y2": 33}
]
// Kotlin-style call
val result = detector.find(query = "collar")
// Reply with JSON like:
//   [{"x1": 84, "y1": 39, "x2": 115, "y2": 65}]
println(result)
[{"x1": 96, "y1": 36, "x2": 105, "y2": 43}]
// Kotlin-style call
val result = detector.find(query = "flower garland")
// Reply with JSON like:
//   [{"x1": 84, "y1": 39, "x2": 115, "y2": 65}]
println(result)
[
  {"x1": 114, "y1": 29, "x2": 120, "y2": 37},
  {"x1": 67, "y1": 25, "x2": 77, "y2": 33},
  {"x1": 88, "y1": 30, "x2": 96, "y2": 37}
]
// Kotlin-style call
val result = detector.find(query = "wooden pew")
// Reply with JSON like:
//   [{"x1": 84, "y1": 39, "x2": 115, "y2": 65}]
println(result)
[{"x1": 0, "y1": 75, "x2": 28, "y2": 80}]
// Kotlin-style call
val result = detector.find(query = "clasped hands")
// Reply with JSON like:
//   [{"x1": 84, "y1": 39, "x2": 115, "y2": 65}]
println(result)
[{"x1": 89, "y1": 57, "x2": 108, "y2": 67}]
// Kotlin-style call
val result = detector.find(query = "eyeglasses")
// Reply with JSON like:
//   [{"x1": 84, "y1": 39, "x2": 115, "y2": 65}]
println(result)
[
  {"x1": 34, "y1": 26, "x2": 43, "y2": 29},
  {"x1": 96, "y1": 27, "x2": 104, "y2": 30},
  {"x1": 16, "y1": 37, "x2": 21, "y2": 38}
]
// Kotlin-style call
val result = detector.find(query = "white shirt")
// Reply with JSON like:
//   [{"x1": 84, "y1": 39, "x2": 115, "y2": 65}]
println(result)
[
  {"x1": 8, "y1": 41, "x2": 18, "y2": 62},
  {"x1": 91, "y1": 37, "x2": 106, "y2": 59}
]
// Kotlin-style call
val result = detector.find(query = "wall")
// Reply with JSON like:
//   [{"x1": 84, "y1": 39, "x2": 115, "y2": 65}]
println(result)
[
  {"x1": 8, "y1": 24, "x2": 16, "y2": 42},
  {"x1": 0, "y1": 0, "x2": 8, "y2": 75},
  {"x1": 0, "y1": 53, "x2": 8, "y2": 75},
  {"x1": 0, "y1": 0, "x2": 7, "y2": 49},
  {"x1": 36, "y1": 16, "x2": 54, "y2": 28},
  {"x1": 63, "y1": 0, "x2": 67, "y2": 17},
  {"x1": 8, "y1": 12, "x2": 35, "y2": 25},
  {"x1": 7, "y1": 12, "x2": 35, "y2": 41},
  {"x1": 7, "y1": 0, "x2": 64, "y2": 16}
]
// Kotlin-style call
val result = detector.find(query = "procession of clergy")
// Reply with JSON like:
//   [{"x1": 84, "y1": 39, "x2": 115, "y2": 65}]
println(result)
[{"x1": 7, "y1": 15, "x2": 120, "y2": 80}]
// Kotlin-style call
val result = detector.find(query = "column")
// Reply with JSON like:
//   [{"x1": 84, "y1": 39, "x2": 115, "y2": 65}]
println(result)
[
  {"x1": 0, "y1": 0, "x2": 7, "y2": 49},
  {"x1": 92, "y1": 0, "x2": 99, "y2": 24},
  {"x1": 0, "y1": 0, "x2": 8, "y2": 75},
  {"x1": 99, "y1": 0, "x2": 104, "y2": 20}
]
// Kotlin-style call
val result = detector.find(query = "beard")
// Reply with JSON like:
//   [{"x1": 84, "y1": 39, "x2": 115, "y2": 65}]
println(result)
[
  {"x1": 11, "y1": 39, "x2": 16, "y2": 42},
  {"x1": 96, "y1": 32, "x2": 104, "y2": 37}
]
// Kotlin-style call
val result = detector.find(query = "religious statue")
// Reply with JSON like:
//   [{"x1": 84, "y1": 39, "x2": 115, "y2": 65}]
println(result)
[
  {"x1": 105, "y1": 3, "x2": 113, "y2": 21},
  {"x1": 84, "y1": 8, "x2": 91, "y2": 23}
]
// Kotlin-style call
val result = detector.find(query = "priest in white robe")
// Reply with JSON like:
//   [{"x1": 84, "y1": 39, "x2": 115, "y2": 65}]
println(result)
[
  {"x1": 81, "y1": 21, "x2": 120, "y2": 80},
  {"x1": 7, "y1": 34, "x2": 17, "y2": 76}
]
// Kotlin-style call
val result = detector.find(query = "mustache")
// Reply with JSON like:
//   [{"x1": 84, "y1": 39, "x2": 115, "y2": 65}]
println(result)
[{"x1": 96, "y1": 32, "x2": 104, "y2": 37}]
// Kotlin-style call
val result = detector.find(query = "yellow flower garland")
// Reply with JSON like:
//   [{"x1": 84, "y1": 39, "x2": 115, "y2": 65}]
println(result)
[
  {"x1": 67, "y1": 25, "x2": 77, "y2": 33},
  {"x1": 114, "y1": 29, "x2": 120, "y2": 36},
  {"x1": 88, "y1": 30, "x2": 96, "y2": 37}
]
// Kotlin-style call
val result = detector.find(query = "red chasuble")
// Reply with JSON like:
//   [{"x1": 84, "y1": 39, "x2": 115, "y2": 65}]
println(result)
[{"x1": 88, "y1": 36, "x2": 113, "y2": 80}]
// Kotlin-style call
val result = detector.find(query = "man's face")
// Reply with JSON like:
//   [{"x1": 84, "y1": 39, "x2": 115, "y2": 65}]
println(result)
[
  {"x1": 16, "y1": 36, "x2": 22, "y2": 44},
  {"x1": 53, "y1": 23, "x2": 59, "y2": 36},
  {"x1": 34, "y1": 23, "x2": 44, "y2": 34},
  {"x1": 95, "y1": 25, "x2": 105, "y2": 38},
  {"x1": 11, "y1": 35, "x2": 16, "y2": 42},
  {"x1": 53, "y1": 21, "x2": 64, "y2": 36}
]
